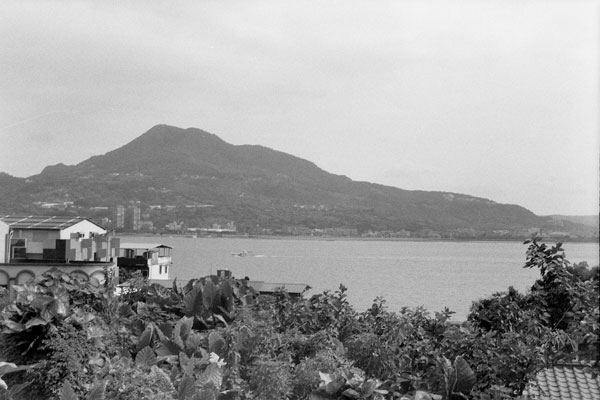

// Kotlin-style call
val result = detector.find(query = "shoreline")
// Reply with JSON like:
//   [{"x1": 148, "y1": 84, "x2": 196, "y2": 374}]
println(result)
[{"x1": 117, "y1": 232, "x2": 600, "y2": 245}]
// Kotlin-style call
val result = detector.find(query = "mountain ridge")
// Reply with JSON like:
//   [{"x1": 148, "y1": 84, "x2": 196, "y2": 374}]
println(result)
[{"x1": 1, "y1": 124, "x2": 595, "y2": 238}]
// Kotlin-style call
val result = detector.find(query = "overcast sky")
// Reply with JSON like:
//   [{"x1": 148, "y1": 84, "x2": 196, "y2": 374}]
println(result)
[{"x1": 1, "y1": 1, "x2": 598, "y2": 216}]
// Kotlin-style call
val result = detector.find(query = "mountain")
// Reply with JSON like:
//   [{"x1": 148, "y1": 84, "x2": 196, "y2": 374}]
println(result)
[{"x1": 0, "y1": 124, "x2": 587, "y2": 237}]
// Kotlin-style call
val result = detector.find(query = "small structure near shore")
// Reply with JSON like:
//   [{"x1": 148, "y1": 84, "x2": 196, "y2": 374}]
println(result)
[
  {"x1": 217, "y1": 269, "x2": 307, "y2": 298},
  {"x1": 117, "y1": 242, "x2": 173, "y2": 283},
  {"x1": 246, "y1": 281, "x2": 308, "y2": 298}
]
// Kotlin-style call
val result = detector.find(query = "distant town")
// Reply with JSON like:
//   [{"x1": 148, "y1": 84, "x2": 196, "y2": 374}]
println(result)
[{"x1": 32, "y1": 200, "x2": 598, "y2": 241}]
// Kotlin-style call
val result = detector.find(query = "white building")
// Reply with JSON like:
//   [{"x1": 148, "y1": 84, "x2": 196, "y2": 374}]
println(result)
[
  {"x1": 0, "y1": 215, "x2": 119, "y2": 287},
  {"x1": 117, "y1": 242, "x2": 173, "y2": 282}
]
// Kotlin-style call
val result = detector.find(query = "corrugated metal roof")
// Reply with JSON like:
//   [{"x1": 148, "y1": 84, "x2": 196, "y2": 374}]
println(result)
[
  {"x1": 119, "y1": 243, "x2": 173, "y2": 250},
  {"x1": 523, "y1": 365, "x2": 600, "y2": 400},
  {"x1": 0, "y1": 215, "x2": 102, "y2": 230}
]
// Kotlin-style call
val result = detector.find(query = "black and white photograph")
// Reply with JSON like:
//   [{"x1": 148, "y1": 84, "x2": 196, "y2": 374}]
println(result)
[{"x1": 0, "y1": 1, "x2": 598, "y2": 399}]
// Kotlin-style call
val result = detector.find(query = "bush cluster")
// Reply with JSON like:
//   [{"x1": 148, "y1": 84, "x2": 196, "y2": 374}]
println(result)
[{"x1": 0, "y1": 239, "x2": 597, "y2": 400}]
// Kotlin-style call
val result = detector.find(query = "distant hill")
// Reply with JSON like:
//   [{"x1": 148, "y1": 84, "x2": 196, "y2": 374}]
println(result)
[
  {"x1": 0, "y1": 124, "x2": 592, "y2": 237},
  {"x1": 546, "y1": 215, "x2": 599, "y2": 229}
]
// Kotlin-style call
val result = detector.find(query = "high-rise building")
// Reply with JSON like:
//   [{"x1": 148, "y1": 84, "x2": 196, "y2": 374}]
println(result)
[
  {"x1": 132, "y1": 206, "x2": 141, "y2": 231},
  {"x1": 116, "y1": 206, "x2": 125, "y2": 229}
]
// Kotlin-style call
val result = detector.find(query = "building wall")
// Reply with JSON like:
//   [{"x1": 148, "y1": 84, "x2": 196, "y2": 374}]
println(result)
[
  {"x1": 149, "y1": 262, "x2": 169, "y2": 280},
  {"x1": 6, "y1": 229, "x2": 113, "y2": 263},
  {"x1": 132, "y1": 207, "x2": 141, "y2": 231},
  {"x1": 116, "y1": 206, "x2": 125, "y2": 228},
  {"x1": 0, "y1": 219, "x2": 116, "y2": 288},
  {"x1": 59, "y1": 220, "x2": 107, "y2": 239},
  {"x1": 0, "y1": 262, "x2": 117, "y2": 287},
  {"x1": 0, "y1": 221, "x2": 9, "y2": 263},
  {"x1": 8, "y1": 229, "x2": 60, "y2": 260}
]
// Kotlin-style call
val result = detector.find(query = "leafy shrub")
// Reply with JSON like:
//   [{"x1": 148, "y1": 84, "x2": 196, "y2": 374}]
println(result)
[
  {"x1": 291, "y1": 350, "x2": 340, "y2": 400},
  {"x1": 311, "y1": 366, "x2": 388, "y2": 400},
  {"x1": 247, "y1": 358, "x2": 293, "y2": 400},
  {"x1": 36, "y1": 320, "x2": 95, "y2": 397},
  {"x1": 345, "y1": 303, "x2": 452, "y2": 394},
  {"x1": 266, "y1": 284, "x2": 356, "y2": 337},
  {"x1": 0, "y1": 240, "x2": 596, "y2": 400},
  {"x1": 93, "y1": 355, "x2": 175, "y2": 399}
]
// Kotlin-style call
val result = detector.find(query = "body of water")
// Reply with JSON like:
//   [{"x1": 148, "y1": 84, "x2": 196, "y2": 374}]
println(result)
[{"x1": 121, "y1": 236, "x2": 599, "y2": 320}]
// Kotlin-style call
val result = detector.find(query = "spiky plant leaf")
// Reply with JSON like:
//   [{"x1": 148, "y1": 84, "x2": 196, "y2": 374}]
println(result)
[
  {"x1": 156, "y1": 339, "x2": 182, "y2": 357},
  {"x1": 214, "y1": 313, "x2": 228, "y2": 326},
  {"x1": 202, "y1": 281, "x2": 217, "y2": 311},
  {"x1": 136, "y1": 324, "x2": 154, "y2": 352},
  {"x1": 208, "y1": 331, "x2": 226, "y2": 356},
  {"x1": 198, "y1": 364, "x2": 223, "y2": 389},
  {"x1": 172, "y1": 278, "x2": 179, "y2": 295},
  {"x1": 440, "y1": 356, "x2": 456, "y2": 398},
  {"x1": 184, "y1": 284, "x2": 204, "y2": 317},
  {"x1": 183, "y1": 279, "x2": 197, "y2": 295},
  {"x1": 2, "y1": 320, "x2": 25, "y2": 333},
  {"x1": 453, "y1": 356, "x2": 476, "y2": 395},
  {"x1": 185, "y1": 332, "x2": 203, "y2": 354},
  {"x1": 219, "y1": 280, "x2": 233, "y2": 303},
  {"x1": 180, "y1": 352, "x2": 195, "y2": 376},
  {"x1": 159, "y1": 322, "x2": 173, "y2": 338},
  {"x1": 174, "y1": 316, "x2": 194, "y2": 349},
  {"x1": 0, "y1": 362, "x2": 18, "y2": 375},
  {"x1": 24, "y1": 317, "x2": 48, "y2": 330},
  {"x1": 178, "y1": 374, "x2": 196, "y2": 400},
  {"x1": 360, "y1": 380, "x2": 378, "y2": 397},
  {"x1": 135, "y1": 346, "x2": 157, "y2": 367}
]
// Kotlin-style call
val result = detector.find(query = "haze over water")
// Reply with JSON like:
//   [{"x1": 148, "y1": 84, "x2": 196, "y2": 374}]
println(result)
[{"x1": 123, "y1": 236, "x2": 599, "y2": 320}]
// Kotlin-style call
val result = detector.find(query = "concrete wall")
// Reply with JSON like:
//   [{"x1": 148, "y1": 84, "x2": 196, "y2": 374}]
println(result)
[{"x1": 0, "y1": 262, "x2": 117, "y2": 287}]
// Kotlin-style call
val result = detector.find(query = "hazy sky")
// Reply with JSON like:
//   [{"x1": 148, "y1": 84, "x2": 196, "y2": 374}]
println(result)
[{"x1": 1, "y1": 1, "x2": 598, "y2": 216}]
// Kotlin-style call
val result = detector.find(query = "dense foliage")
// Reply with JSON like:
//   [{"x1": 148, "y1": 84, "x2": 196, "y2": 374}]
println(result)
[{"x1": 0, "y1": 239, "x2": 597, "y2": 399}]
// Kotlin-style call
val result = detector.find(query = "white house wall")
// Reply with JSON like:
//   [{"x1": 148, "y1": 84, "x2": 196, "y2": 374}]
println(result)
[
  {"x1": 60, "y1": 220, "x2": 107, "y2": 239},
  {"x1": 0, "y1": 221, "x2": 9, "y2": 263},
  {"x1": 149, "y1": 262, "x2": 169, "y2": 280}
]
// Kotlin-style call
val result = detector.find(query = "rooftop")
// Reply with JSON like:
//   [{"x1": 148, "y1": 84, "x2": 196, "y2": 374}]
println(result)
[
  {"x1": 0, "y1": 215, "x2": 102, "y2": 230},
  {"x1": 523, "y1": 364, "x2": 600, "y2": 400},
  {"x1": 246, "y1": 280, "x2": 308, "y2": 295},
  {"x1": 119, "y1": 243, "x2": 173, "y2": 250}
]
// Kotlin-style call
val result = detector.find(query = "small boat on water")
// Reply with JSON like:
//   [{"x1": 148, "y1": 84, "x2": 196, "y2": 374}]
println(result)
[{"x1": 231, "y1": 250, "x2": 253, "y2": 257}]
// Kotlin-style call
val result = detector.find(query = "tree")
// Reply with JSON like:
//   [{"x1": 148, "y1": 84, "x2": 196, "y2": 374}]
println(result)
[{"x1": 468, "y1": 238, "x2": 599, "y2": 387}]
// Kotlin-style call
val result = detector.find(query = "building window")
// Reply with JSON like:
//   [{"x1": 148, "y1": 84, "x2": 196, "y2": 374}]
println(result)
[{"x1": 12, "y1": 247, "x2": 26, "y2": 259}]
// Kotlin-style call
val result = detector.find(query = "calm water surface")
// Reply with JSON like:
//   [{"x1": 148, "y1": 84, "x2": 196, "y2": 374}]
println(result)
[{"x1": 122, "y1": 236, "x2": 599, "y2": 320}]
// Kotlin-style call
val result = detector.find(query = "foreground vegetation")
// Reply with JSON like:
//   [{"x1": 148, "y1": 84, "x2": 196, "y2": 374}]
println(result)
[{"x1": 0, "y1": 239, "x2": 597, "y2": 399}]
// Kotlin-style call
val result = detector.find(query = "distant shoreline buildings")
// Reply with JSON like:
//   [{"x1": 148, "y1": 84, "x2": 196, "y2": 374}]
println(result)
[{"x1": 15, "y1": 201, "x2": 600, "y2": 242}]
